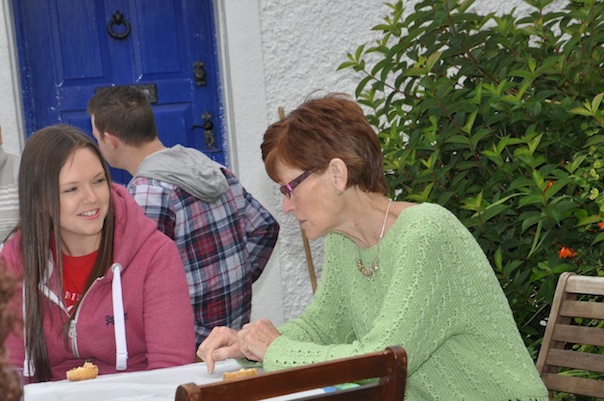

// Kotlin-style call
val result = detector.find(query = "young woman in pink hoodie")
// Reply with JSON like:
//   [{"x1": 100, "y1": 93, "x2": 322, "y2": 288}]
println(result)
[{"x1": 2, "y1": 125, "x2": 195, "y2": 382}]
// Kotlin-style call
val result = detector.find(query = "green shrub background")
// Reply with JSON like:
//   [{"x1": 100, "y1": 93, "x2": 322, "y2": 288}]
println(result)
[{"x1": 340, "y1": 0, "x2": 604, "y2": 354}]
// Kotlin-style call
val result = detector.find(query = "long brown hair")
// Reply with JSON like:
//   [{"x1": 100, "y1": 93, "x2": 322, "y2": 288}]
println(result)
[
  {"x1": 0, "y1": 259, "x2": 22, "y2": 401},
  {"x1": 261, "y1": 93, "x2": 389, "y2": 195},
  {"x1": 19, "y1": 125, "x2": 115, "y2": 382}
]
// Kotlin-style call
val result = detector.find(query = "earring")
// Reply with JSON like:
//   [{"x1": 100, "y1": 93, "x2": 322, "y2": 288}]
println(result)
[{"x1": 335, "y1": 189, "x2": 343, "y2": 196}]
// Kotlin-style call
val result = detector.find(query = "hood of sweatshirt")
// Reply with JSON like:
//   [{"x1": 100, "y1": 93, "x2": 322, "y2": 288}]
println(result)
[
  {"x1": 132, "y1": 145, "x2": 229, "y2": 203},
  {"x1": 110, "y1": 182, "x2": 163, "y2": 272}
]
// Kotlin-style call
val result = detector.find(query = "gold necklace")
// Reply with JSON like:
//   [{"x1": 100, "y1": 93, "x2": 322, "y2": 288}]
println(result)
[{"x1": 356, "y1": 199, "x2": 392, "y2": 277}]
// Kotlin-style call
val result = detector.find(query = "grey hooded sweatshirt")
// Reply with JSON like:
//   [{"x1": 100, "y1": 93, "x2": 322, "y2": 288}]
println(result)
[{"x1": 132, "y1": 145, "x2": 229, "y2": 202}]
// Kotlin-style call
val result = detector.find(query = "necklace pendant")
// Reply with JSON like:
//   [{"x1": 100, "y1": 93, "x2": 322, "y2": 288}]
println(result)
[
  {"x1": 354, "y1": 198, "x2": 390, "y2": 278},
  {"x1": 357, "y1": 257, "x2": 378, "y2": 277}
]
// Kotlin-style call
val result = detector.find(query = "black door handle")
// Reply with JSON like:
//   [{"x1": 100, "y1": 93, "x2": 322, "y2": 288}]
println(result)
[
  {"x1": 108, "y1": 11, "x2": 131, "y2": 39},
  {"x1": 191, "y1": 112, "x2": 215, "y2": 149}
]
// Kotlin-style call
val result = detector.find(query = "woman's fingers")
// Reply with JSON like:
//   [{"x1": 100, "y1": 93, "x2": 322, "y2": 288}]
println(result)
[
  {"x1": 197, "y1": 326, "x2": 242, "y2": 374},
  {"x1": 197, "y1": 320, "x2": 280, "y2": 373}
]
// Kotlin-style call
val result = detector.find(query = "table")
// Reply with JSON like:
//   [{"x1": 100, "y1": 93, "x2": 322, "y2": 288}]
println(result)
[{"x1": 24, "y1": 359, "x2": 325, "y2": 401}]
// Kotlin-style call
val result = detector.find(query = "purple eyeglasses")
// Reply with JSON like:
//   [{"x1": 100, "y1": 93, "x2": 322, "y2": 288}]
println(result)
[{"x1": 279, "y1": 168, "x2": 317, "y2": 199}]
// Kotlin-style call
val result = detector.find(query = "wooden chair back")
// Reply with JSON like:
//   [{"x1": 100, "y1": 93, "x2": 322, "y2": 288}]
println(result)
[
  {"x1": 175, "y1": 345, "x2": 407, "y2": 401},
  {"x1": 535, "y1": 272, "x2": 604, "y2": 399}
]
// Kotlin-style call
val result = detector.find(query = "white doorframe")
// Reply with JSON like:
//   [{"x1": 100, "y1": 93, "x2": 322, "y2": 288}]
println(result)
[
  {"x1": 213, "y1": 0, "x2": 285, "y2": 325},
  {"x1": 1, "y1": 0, "x2": 25, "y2": 152}
]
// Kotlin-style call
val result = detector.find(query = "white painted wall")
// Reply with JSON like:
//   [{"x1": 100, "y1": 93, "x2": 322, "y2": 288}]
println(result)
[
  {"x1": 0, "y1": 0, "x2": 564, "y2": 326},
  {"x1": 0, "y1": 0, "x2": 24, "y2": 154},
  {"x1": 253, "y1": 0, "x2": 386, "y2": 321}
]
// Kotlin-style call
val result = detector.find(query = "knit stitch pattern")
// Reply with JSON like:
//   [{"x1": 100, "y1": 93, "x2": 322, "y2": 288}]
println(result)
[{"x1": 263, "y1": 203, "x2": 548, "y2": 401}]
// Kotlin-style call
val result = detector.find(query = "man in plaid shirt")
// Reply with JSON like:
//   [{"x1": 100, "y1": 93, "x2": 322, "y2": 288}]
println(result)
[{"x1": 88, "y1": 87, "x2": 279, "y2": 346}]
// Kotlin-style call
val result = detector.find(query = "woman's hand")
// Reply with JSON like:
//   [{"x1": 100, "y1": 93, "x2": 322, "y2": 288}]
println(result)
[
  {"x1": 197, "y1": 319, "x2": 280, "y2": 373},
  {"x1": 237, "y1": 319, "x2": 280, "y2": 362},
  {"x1": 197, "y1": 326, "x2": 245, "y2": 374}
]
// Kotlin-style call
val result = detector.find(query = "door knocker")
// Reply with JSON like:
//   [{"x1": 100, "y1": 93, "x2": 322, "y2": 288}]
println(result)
[{"x1": 107, "y1": 11, "x2": 131, "y2": 40}]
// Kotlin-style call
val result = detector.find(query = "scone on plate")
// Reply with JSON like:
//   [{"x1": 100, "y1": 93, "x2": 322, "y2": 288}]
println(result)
[{"x1": 66, "y1": 361, "x2": 99, "y2": 381}]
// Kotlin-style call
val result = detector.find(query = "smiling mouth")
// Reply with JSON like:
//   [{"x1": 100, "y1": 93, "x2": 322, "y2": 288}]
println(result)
[{"x1": 79, "y1": 209, "x2": 99, "y2": 217}]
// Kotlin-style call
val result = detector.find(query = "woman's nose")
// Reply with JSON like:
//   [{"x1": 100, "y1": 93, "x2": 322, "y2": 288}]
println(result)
[
  {"x1": 282, "y1": 196, "x2": 295, "y2": 214},
  {"x1": 83, "y1": 186, "x2": 99, "y2": 202}
]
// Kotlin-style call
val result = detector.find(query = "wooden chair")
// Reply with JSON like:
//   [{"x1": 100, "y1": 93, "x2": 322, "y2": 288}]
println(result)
[
  {"x1": 175, "y1": 346, "x2": 407, "y2": 401},
  {"x1": 535, "y1": 272, "x2": 604, "y2": 399}
]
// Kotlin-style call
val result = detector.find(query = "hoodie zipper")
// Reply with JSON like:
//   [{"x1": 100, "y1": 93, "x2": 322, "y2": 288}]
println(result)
[
  {"x1": 68, "y1": 320, "x2": 79, "y2": 357},
  {"x1": 68, "y1": 279, "x2": 100, "y2": 358}
]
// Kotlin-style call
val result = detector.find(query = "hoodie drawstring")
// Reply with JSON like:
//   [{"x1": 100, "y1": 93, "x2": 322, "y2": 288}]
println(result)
[
  {"x1": 111, "y1": 263, "x2": 128, "y2": 370},
  {"x1": 22, "y1": 288, "x2": 33, "y2": 377}
]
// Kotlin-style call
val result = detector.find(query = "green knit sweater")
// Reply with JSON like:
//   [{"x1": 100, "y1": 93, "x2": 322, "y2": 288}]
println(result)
[{"x1": 263, "y1": 203, "x2": 548, "y2": 401}]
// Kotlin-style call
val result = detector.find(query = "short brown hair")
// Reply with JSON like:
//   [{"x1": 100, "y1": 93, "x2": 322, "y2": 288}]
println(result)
[
  {"x1": 87, "y1": 86, "x2": 157, "y2": 146},
  {"x1": 261, "y1": 93, "x2": 388, "y2": 194}
]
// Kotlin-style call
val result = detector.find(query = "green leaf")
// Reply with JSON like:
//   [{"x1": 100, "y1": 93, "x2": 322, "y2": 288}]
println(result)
[
  {"x1": 564, "y1": 154, "x2": 587, "y2": 173},
  {"x1": 403, "y1": 67, "x2": 427, "y2": 77},
  {"x1": 576, "y1": 215, "x2": 603, "y2": 227},
  {"x1": 585, "y1": 135, "x2": 604, "y2": 147},
  {"x1": 532, "y1": 169, "x2": 544, "y2": 186},
  {"x1": 354, "y1": 44, "x2": 366, "y2": 62},
  {"x1": 462, "y1": 190, "x2": 484, "y2": 212},
  {"x1": 503, "y1": 260, "x2": 523, "y2": 277},
  {"x1": 355, "y1": 76, "x2": 373, "y2": 98},
  {"x1": 446, "y1": 135, "x2": 471, "y2": 145},
  {"x1": 592, "y1": 232, "x2": 604, "y2": 245},
  {"x1": 462, "y1": 110, "x2": 478, "y2": 135},
  {"x1": 527, "y1": 221, "x2": 543, "y2": 259},
  {"x1": 508, "y1": 70, "x2": 534, "y2": 80},
  {"x1": 592, "y1": 92, "x2": 604, "y2": 111},
  {"x1": 521, "y1": 213, "x2": 545, "y2": 233},
  {"x1": 519, "y1": 193, "x2": 545, "y2": 207},
  {"x1": 543, "y1": 177, "x2": 570, "y2": 201},
  {"x1": 337, "y1": 61, "x2": 356, "y2": 70},
  {"x1": 494, "y1": 247, "x2": 503, "y2": 271},
  {"x1": 472, "y1": 204, "x2": 509, "y2": 223},
  {"x1": 425, "y1": 51, "x2": 442, "y2": 72},
  {"x1": 569, "y1": 107, "x2": 593, "y2": 117}
]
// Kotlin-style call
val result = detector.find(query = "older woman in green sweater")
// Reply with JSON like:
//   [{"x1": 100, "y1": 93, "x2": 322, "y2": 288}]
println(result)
[{"x1": 197, "y1": 94, "x2": 548, "y2": 401}]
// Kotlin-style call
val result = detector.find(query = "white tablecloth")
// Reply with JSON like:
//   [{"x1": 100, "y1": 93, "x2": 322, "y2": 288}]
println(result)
[{"x1": 24, "y1": 359, "x2": 324, "y2": 401}]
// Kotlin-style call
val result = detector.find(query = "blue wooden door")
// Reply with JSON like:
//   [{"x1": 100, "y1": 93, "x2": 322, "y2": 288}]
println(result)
[{"x1": 13, "y1": 0, "x2": 224, "y2": 184}]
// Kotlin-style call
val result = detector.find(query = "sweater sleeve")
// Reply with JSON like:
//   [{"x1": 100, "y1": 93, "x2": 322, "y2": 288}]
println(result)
[
  {"x1": 271, "y1": 235, "x2": 354, "y2": 346},
  {"x1": 263, "y1": 205, "x2": 470, "y2": 373},
  {"x1": 262, "y1": 233, "x2": 369, "y2": 370},
  {"x1": 142, "y1": 238, "x2": 196, "y2": 368}
]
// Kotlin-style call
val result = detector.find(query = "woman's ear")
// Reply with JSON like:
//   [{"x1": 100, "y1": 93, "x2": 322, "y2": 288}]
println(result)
[{"x1": 328, "y1": 158, "x2": 348, "y2": 193}]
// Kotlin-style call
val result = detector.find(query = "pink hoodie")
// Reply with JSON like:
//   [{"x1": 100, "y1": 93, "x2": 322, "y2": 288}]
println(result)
[{"x1": 3, "y1": 184, "x2": 195, "y2": 382}]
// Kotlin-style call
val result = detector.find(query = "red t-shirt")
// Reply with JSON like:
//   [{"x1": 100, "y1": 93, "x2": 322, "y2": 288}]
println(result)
[{"x1": 62, "y1": 250, "x2": 98, "y2": 312}]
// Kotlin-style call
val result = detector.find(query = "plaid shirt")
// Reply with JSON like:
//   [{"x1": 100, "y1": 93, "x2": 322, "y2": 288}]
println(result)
[{"x1": 128, "y1": 168, "x2": 279, "y2": 345}]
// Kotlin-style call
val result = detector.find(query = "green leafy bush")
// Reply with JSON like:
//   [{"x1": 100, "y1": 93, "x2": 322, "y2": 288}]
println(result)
[{"x1": 339, "y1": 0, "x2": 604, "y2": 352}]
